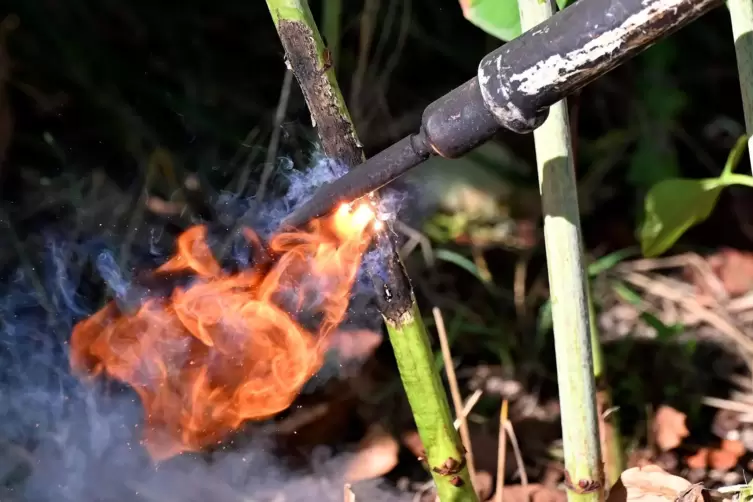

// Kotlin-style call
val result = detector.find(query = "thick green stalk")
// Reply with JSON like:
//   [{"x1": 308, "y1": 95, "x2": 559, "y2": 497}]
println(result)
[
  {"x1": 727, "y1": 0, "x2": 753, "y2": 168},
  {"x1": 385, "y1": 301, "x2": 476, "y2": 501},
  {"x1": 265, "y1": 2, "x2": 477, "y2": 500},
  {"x1": 517, "y1": 1, "x2": 605, "y2": 501}
]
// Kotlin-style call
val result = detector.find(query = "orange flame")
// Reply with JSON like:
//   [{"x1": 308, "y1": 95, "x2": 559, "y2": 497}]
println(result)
[{"x1": 69, "y1": 201, "x2": 378, "y2": 460}]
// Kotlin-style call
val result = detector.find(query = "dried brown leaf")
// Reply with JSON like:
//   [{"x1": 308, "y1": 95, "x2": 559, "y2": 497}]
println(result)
[
  {"x1": 344, "y1": 425, "x2": 399, "y2": 482},
  {"x1": 708, "y1": 448, "x2": 738, "y2": 471},
  {"x1": 501, "y1": 484, "x2": 566, "y2": 502},
  {"x1": 606, "y1": 465, "x2": 701, "y2": 502},
  {"x1": 653, "y1": 406, "x2": 689, "y2": 451},
  {"x1": 473, "y1": 470, "x2": 493, "y2": 501},
  {"x1": 400, "y1": 429, "x2": 424, "y2": 459},
  {"x1": 720, "y1": 438, "x2": 746, "y2": 458},
  {"x1": 707, "y1": 248, "x2": 753, "y2": 297},
  {"x1": 685, "y1": 448, "x2": 709, "y2": 470}
]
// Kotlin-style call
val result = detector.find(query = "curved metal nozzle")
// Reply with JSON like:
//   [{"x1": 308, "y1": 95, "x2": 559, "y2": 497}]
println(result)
[{"x1": 280, "y1": 133, "x2": 432, "y2": 229}]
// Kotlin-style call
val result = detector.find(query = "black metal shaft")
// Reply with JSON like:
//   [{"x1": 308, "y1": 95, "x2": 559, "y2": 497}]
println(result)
[
  {"x1": 282, "y1": 0, "x2": 721, "y2": 229},
  {"x1": 477, "y1": 0, "x2": 721, "y2": 133}
]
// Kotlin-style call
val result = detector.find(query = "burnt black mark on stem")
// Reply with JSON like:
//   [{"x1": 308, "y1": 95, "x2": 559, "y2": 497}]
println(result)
[
  {"x1": 275, "y1": 18, "x2": 414, "y2": 323},
  {"x1": 364, "y1": 231, "x2": 414, "y2": 322},
  {"x1": 276, "y1": 19, "x2": 362, "y2": 169}
]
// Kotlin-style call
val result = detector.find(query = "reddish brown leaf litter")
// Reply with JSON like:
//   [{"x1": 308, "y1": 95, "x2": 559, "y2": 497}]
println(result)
[
  {"x1": 501, "y1": 484, "x2": 567, "y2": 502},
  {"x1": 707, "y1": 248, "x2": 753, "y2": 297},
  {"x1": 653, "y1": 406, "x2": 690, "y2": 452},
  {"x1": 685, "y1": 448, "x2": 710, "y2": 470},
  {"x1": 706, "y1": 439, "x2": 746, "y2": 471},
  {"x1": 344, "y1": 424, "x2": 400, "y2": 482}
]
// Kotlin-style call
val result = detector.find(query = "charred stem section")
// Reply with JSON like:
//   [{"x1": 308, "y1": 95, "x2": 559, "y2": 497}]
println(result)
[
  {"x1": 274, "y1": 16, "x2": 414, "y2": 323},
  {"x1": 277, "y1": 20, "x2": 362, "y2": 169}
]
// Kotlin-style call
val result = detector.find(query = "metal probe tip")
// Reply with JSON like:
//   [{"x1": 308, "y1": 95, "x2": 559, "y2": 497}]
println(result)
[{"x1": 280, "y1": 133, "x2": 432, "y2": 230}]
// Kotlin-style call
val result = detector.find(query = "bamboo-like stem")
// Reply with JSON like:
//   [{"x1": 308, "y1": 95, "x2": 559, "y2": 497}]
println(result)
[
  {"x1": 727, "y1": 0, "x2": 753, "y2": 169},
  {"x1": 265, "y1": 2, "x2": 477, "y2": 500},
  {"x1": 587, "y1": 287, "x2": 624, "y2": 487},
  {"x1": 517, "y1": 1, "x2": 605, "y2": 501},
  {"x1": 386, "y1": 302, "x2": 477, "y2": 500}
]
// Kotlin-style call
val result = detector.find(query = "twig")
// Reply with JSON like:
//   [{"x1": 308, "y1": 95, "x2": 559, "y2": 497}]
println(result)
[
  {"x1": 453, "y1": 389, "x2": 484, "y2": 430},
  {"x1": 495, "y1": 399, "x2": 509, "y2": 502},
  {"x1": 514, "y1": 253, "x2": 530, "y2": 323},
  {"x1": 350, "y1": 0, "x2": 380, "y2": 125},
  {"x1": 701, "y1": 396, "x2": 753, "y2": 415},
  {"x1": 616, "y1": 252, "x2": 728, "y2": 303},
  {"x1": 621, "y1": 271, "x2": 753, "y2": 357},
  {"x1": 256, "y1": 68, "x2": 294, "y2": 202},
  {"x1": 504, "y1": 420, "x2": 528, "y2": 486},
  {"x1": 119, "y1": 154, "x2": 157, "y2": 270},
  {"x1": 434, "y1": 306, "x2": 477, "y2": 481},
  {"x1": 393, "y1": 219, "x2": 434, "y2": 267}
]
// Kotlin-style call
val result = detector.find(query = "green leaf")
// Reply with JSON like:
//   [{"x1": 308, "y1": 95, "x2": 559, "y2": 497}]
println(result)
[
  {"x1": 721, "y1": 134, "x2": 750, "y2": 177},
  {"x1": 434, "y1": 248, "x2": 507, "y2": 298},
  {"x1": 612, "y1": 282, "x2": 642, "y2": 305},
  {"x1": 459, "y1": 0, "x2": 573, "y2": 42},
  {"x1": 459, "y1": 0, "x2": 521, "y2": 42},
  {"x1": 639, "y1": 135, "x2": 752, "y2": 258},
  {"x1": 639, "y1": 178, "x2": 724, "y2": 257},
  {"x1": 639, "y1": 311, "x2": 682, "y2": 341},
  {"x1": 587, "y1": 247, "x2": 639, "y2": 276},
  {"x1": 435, "y1": 248, "x2": 489, "y2": 283}
]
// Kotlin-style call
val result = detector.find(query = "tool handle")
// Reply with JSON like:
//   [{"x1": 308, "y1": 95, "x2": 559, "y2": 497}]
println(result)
[
  {"x1": 478, "y1": 0, "x2": 721, "y2": 133},
  {"x1": 418, "y1": 0, "x2": 721, "y2": 162}
]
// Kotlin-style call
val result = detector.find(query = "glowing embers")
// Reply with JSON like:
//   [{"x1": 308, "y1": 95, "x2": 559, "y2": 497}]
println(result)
[{"x1": 69, "y1": 200, "x2": 378, "y2": 460}]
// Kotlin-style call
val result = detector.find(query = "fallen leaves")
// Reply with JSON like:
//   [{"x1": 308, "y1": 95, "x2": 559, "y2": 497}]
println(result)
[
  {"x1": 606, "y1": 465, "x2": 706, "y2": 502},
  {"x1": 686, "y1": 448, "x2": 710, "y2": 470},
  {"x1": 684, "y1": 439, "x2": 746, "y2": 471},
  {"x1": 473, "y1": 470, "x2": 493, "y2": 501},
  {"x1": 501, "y1": 484, "x2": 567, "y2": 502},
  {"x1": 344, "y1": 425, "x2": 400, "y2": 482},
  {"x1": 653, "y1": 406, "x2": 689, "y2": 451},
  {"x1": 707, "y1": 248, "x2": 753, "y2": 298}
]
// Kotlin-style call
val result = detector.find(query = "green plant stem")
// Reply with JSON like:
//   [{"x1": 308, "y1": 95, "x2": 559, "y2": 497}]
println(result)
[
  {"x1": 721, "y1": 173, "x2": 753, "y2": 187},
  {"x1": 727, "y1": 0, "x2": 753, "y2": 169},
  {"x1": 321, "y1": 0, "x2": 342, "y2": 70},
  {"x1": 386, "y1": 301, "x2": 476, "y2": 500},
  {"x1": 587, "y1": 287, "x2": 624, "y2": 487},
  {"x1": 265, "y1": 2, "x2": 477, "y2": 500},
  {"x1": 517, "y1": 1, "x2": 605, "y2": 501}
]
